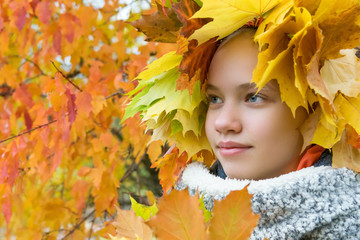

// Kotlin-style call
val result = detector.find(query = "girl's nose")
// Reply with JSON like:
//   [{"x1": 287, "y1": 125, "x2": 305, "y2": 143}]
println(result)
[{"x1": 214, "y1": 104, "x2": 242, "y2": 134}]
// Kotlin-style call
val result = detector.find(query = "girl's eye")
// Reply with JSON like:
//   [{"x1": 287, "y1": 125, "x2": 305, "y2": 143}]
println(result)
[
  {"x1": 246, "y1": 93, "x2": 263, "y2": 103},
  {"x1": 208, "y1": 95, "x2": 222, "y2": 104}
]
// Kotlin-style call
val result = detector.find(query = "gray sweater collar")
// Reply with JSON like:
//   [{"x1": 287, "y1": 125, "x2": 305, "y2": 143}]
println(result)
[{"x1": 176, "y1": 162, "x2": 360, "y2": 239}]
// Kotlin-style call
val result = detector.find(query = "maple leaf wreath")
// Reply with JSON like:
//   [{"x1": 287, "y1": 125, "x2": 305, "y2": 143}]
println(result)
[{"x1": 124, "y1": 0, "x2": 360, "y2": 175}]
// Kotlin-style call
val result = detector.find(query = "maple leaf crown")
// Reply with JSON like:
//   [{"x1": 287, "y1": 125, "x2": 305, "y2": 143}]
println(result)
[{"x1": 125, "y1": 0, "x2": 360, "y2": 172}]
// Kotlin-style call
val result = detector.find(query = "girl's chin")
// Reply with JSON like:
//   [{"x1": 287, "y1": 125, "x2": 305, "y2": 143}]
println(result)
[{"x1": 220, "y1": 162, "x2": 257, "y2": 180}]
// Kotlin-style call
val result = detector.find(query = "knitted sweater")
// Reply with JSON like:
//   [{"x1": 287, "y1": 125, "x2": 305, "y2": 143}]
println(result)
[{"x1": 175, "y1": 162, "x2": 360, "y2": 239}]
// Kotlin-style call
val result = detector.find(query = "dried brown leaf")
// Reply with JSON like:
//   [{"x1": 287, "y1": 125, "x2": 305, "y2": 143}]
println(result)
[
  {"x1": 129, "y1": 3, "x2": 181, "y2": 43},
  {"x1": 178, "y1": 38, "x2": 217, "y2": 91},
  {"x1": 173, "y1": 0, "x2": 212, "y2": 38}
]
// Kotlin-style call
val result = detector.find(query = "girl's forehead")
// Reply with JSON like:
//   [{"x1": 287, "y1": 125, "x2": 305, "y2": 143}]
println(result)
[
  {"x1": 210, "y1": 35, "x2": 258, "y2": 70},
  {"x1": 216, "y1": 36, "x2": 257, "y2": 56},
  {"x1": 206, "y1": 79, "x2": 280, "y2": 96},
  {"x1": 208, "y1": 37, "x2": 258, "y2": 83},
  {"x1": 205, "y1": 34, "x2": 285, "y2": 97}
]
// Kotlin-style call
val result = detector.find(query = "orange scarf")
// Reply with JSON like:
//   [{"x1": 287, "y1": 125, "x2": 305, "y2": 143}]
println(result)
[{"x1": 296, "y1": 145, "x2": 325, "y2": 171}]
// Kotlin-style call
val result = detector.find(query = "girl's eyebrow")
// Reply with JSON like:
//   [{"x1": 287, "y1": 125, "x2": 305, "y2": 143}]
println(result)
[
  {"x1": 206, "y1": 82, "x2": 276, "y2": 92},
  {"x1": 205, "y1": 84, "x2": 218, "y2": 91},
  {"x1": 206, "y1": 82, "x2": 258, "y2": 91}
]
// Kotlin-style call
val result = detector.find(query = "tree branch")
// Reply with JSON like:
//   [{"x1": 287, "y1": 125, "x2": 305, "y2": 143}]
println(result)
[
  {"x1": 105, "y1": 89, "x2": 124, "y2": 100},
  {"x1": 120, "y1": 150, "x2": 147, "y2": 183},
  {"x1": 51, "y1": 61, "x2": 83, "y2": 92},
  {"x1": 61, "y1": 210, "x2": 95, "y2": 240},
  {"x1": 42, "y1": 229, "x2": 69, "y2": 239},
  {"x1": 8, "y1": 55, "x2": 47, "y2": 76},
  {"x1": 26, "y1": 74, "x2": 46, "y2": 82},
  {"x1": 0, "y1": 119, "x2": 57, "y2": 144},
  {"x1": 88, "y1": 216, "x2": 95, "y2": 240},
  {"x1": 0, "y1": 90, "x2": 123, "y2": 144},
  {"x1": 66, "y1": 69, "x2": 81, "y2": 79}
]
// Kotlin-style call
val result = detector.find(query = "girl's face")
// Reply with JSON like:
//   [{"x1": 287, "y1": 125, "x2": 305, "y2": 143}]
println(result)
[{"x1": 205, "y1": 35, "x2": 306, "y2": 180}]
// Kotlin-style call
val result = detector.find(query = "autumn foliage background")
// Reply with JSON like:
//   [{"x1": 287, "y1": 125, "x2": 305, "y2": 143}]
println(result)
[
  {"x1": 0, "y1": 0, "x2": 181, "y2": 238},
  {"x1": 6, "y1": 0, "x2": 358, "y2": 238}
]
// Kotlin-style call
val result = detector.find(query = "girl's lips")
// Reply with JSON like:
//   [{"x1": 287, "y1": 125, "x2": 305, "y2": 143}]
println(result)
[{"x1": 217, "y1": 141, "x2": 252, "y2": 156}]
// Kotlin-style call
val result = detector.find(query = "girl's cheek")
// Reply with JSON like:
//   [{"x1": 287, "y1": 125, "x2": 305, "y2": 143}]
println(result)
[
  {"x1": 244, "y1": 111, "x2": 273, "y2": 135},
  {"x1": 205, "y1": 113, "x2": 216, "y2": 135},
  {"x1": 248, "y1": 120, "x2": 272, "y2": 140},
  {"x1": 245, "y1": 109, "x2": 287, "y2": 142}
]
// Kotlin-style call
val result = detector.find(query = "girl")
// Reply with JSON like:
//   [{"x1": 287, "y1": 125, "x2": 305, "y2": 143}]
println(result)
[
  {"x1": 205, "y1": 28, "x2": 308, "y2": 180},
  {"x1": 176, "y1": 28, "x2": 360, "y2": 239}
]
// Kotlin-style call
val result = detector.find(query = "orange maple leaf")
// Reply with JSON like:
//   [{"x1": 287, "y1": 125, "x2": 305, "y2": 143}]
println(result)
[
  {"x1": 209, "y1": 188, "x2": 260, "y2": 240},
  {"x1": 147, "y1": 187, "x2": 259, "y2": 240},
  {"x1": 148, "y1": 189, "x2": 207, "y2": 240}
]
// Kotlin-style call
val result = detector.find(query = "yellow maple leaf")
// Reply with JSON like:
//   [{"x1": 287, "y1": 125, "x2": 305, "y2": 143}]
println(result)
[
  {"x1": 334, "y1": 93, "x2": 360, "y2": 135},
  {"x1": 253, "y1": 0, "x2": 360, "y2": 126},
  {"x1": 124, "y1": 67, "x2": 203, "y2": 123},
  {"x1": 317, "y1": 95, "x2": 337, "y2": 126},
  {"x1": 147, "y1": 115, "x2": 171, "y2": 142},
  {"x1": 257, "y1": 0, "x2": 293, "y2": 34},
  {"x1": 145, "y1": 110, "x2": 211, "y2": 159},
  {"x1": 130, "y1": 196, "x2": 158, "y2": 221},
  {"x1": 294, "y1": 0, "x2": 321, "y2": 14},
  {"x1": 299, "y1": 94, "x2": 355, "y2": 150},
  {"x1": 139, "y1": 73, "x2": 203, "y2": 117},
  {"x1": 172, "y1": 129, "x2": 212, "y2": 159},
  {"x1": 253, "y1": 6, "x2": 313, "y2": 115},
  {"x1": 189, "y1": 0, "x2": 283, "y2": 45},
  {"x1": 112, "y1": 206, "x2": 152, "y2": 240},
  {"x1": 91, "y1": 95, "x2": 107, "y2": 115},
  {"x1": 148, "y1": 112, "x2": 212, "y2": 158},
  {"x1": 144, "y1": 101, "x2": 206, "y2": 138},
  {"x1": 314, "y1": 0, "x2": 360, "y2": 59},
  {"x1": 320, "y1": 49, "x2": 360, "y2": 100},
  {"x1": 299, "y1": 107, "x2": 321, "y2": 151},
  {"x1": 138, "y1": 52, "x2": 181, "y2": 82},
  {"x1": 129, "y1": 67, "x2": 209, "y2": 158},
  {"x1": 311, "y1": 113, "x2": 344, "y2": 148},
  {"x1": 173, "y1": 107, "x2": 203, "y2": 135},
  {"x1": 41, "y1": 198, "x2": 71, "y2": 230},
  {"x1": 332, "y1": 129, "x2": 360, "y2": 172}
]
